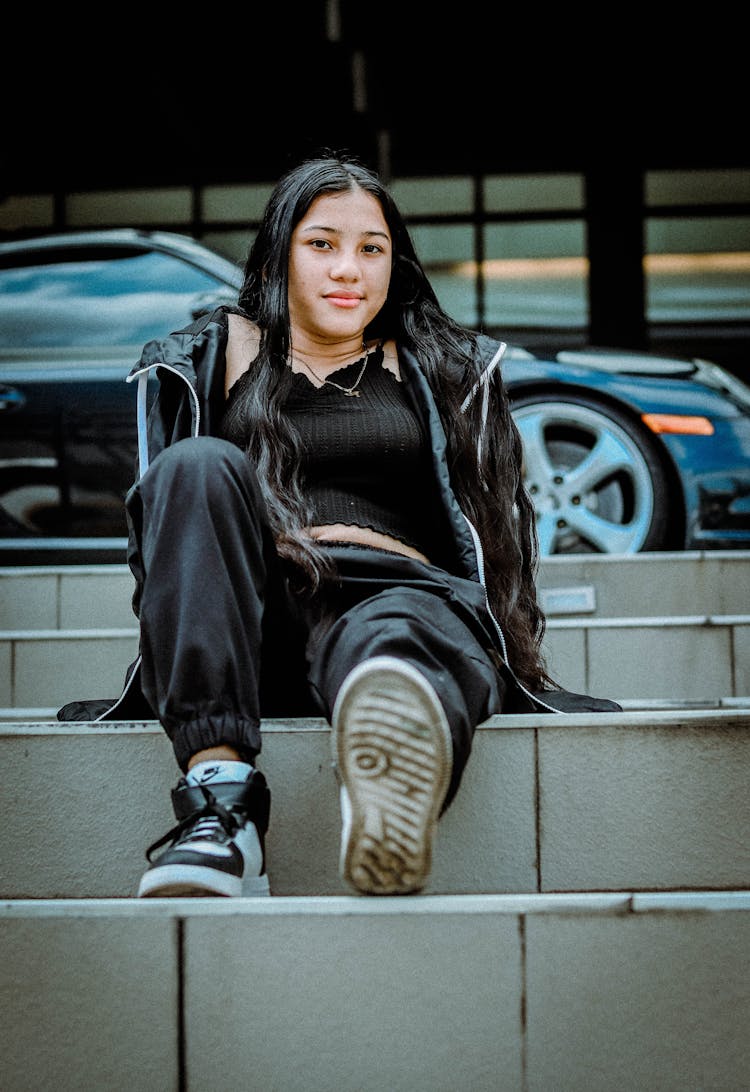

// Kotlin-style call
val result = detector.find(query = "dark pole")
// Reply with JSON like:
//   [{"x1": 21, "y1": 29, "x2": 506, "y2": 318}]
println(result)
[{"x1": 585, "y1": 165, "x2": 647, "y2": 348}]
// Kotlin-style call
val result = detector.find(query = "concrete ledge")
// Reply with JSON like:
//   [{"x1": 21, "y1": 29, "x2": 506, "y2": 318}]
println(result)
[
  {"x1": 3, "y1": 612, "x2": 750, "y2": 707},
  {"x1": 0, "y1": 628, "x2": 139, "y2": 709},
  {"x1": 0, "y1": 565, "x2": 136, "y2": 630},
  {"x1": 3, "y1": 708, "x2": 748, "y2": 899},
  {"x1": 538, "y1": 550, "x2": 750, "y2": 617},
  {"x1": 542, "y1": 613, "x2": 750, "y2": 699},
  {"x1": 5, "y1": 889, "x2": 749, "y2": 917},
  {"x1": 2, "y1": 892, "x2": 748, "y2": 1092},
  {"x1": 5, "y1": 695, "x2": 750, "y2": 722},
  {"x1": 3, "y1": 552, "x2": 750, "y2": 709},
  {"x1": 3, "y1": 550, "x2": 750, "y2": 631}
]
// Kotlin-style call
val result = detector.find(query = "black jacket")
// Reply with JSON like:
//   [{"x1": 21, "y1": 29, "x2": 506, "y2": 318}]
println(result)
[{"x1": 58, "y1": 308, "x2": 620, "y2": 722}]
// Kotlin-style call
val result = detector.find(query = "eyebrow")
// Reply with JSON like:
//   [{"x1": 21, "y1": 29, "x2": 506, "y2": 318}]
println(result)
[{"x1": 300, "y1": 224, "x2": 391, "y2": 241}]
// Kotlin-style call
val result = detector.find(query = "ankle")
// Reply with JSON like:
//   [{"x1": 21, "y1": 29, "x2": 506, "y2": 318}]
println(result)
[{"x1": 187, "y1": 745, "x2": 244, "y2": 770}]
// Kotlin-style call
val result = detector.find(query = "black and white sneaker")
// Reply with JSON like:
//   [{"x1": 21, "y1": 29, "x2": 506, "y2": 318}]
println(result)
[
  {"x1": 332, "y1": 656, "x2": 452, "y2": 896},
  {"x1": 137, "y1": 766, "x2": 271, "y2": 898}
]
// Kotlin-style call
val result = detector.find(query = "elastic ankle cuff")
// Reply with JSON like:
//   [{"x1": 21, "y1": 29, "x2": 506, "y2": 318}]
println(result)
[{"x1": 167, "y1": 712, "x2": 262, "y2": 773}]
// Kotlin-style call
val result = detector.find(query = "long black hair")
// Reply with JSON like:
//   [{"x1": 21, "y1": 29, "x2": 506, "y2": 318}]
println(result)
[{"x1": 221, "y1": 152, "x2": 552, "y2": 688}]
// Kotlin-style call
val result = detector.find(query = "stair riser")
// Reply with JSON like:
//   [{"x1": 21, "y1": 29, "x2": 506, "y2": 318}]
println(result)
[
  {"x1": 538, "y1": 550, "x2": 750, "y2": 617},
  {"x1": 3, "y1": 712, "x2": 748, "y2": 899},
  {"x1": 3, "y1": 616, "x2": 749, "y2": 711},
  {"x1": 544, "y1": 615, "x2": 750, "y2": 700},
  {"x1": 0, "y1": 632, "x2": 139, "y2": 711},
  {"x1": 0, "y1": 568, "x2": 136, "y2": 630},
  {"x1": 2, "y1": 895, "x2": 748, "y2": 1092},
  {"x1": 3, "y1": 553, "x2": 750, "y2": 630}
]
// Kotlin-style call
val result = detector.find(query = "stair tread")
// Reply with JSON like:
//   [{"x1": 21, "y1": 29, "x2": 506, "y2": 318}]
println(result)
[
  {"x1": 4, "y1": 890, "x2": 750, "y2": 915},
  {"x1": 2, "y1": 705, "x2": 749, "y2": 732}
]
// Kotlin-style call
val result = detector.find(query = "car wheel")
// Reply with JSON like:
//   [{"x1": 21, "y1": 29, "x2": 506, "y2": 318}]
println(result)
[{"x1": 511, "y1": 394, "x2": 671, "y2": 555}]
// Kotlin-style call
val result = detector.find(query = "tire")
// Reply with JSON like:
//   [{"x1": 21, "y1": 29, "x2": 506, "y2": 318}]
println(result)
[{"x1": 511, "y1": 393, "x2": 671, "y2": 555}]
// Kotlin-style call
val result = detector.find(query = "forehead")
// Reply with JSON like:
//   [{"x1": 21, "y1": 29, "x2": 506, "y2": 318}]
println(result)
[{"x1": 296, "y1": 188, "x2": 390, "y2": 235}]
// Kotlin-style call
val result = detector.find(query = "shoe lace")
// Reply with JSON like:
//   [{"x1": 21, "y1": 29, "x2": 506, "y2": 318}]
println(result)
[{"x1": 145, "y1": 785, "x2": 241, "y2": 862}]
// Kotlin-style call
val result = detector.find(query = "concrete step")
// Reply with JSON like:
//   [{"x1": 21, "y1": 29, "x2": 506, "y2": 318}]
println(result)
[
  {"x1": 542, "y1": 611, "x2": 750, "y2": 702},
  {"x1": 0, "y1": 564, "x2": 137, "y2": 631},
  {"x1": 2, "y1": 553, "x2": 749, "y2": 714},
  {"x1": 537, "y1": 549, "x2": 750, "y2": 618},
  {"x1": 5, "y1": 559, "x2": 748, "y2": 1092},
  {"x1": 2, "y1": 891, "x2": 748, "y2": 1092},
  {"x1": 2, "y1": 708, "x2": 748, "y2": 900},
  {"x1": 3, "y1": 552, "x2": 750, "y2": 632},
  {"x1": 2, "y1": 608, "x2": 748, "y2": 715}
]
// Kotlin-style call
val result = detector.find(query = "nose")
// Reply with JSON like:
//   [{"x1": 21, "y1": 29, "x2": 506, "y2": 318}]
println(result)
[{"x1": 330, "y1": 248, "x2": 361, "y2": 280}]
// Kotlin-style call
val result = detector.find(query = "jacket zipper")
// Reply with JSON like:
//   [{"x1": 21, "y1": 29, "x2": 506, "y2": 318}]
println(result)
[{"x1": 461, "y1": 512, "x2": 562, "y2": 715}]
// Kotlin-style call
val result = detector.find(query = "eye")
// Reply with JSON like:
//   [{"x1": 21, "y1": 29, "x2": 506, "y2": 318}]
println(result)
[
  {"x1": 309, "y1": 239, "x2": 332, "y2": 250},
  {"x1": 363, "y1": 243, "x2": 384, "y2": 255}
]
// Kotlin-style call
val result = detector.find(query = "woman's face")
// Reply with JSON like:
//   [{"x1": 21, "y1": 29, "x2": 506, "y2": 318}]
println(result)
[{"x1": 287, "y1": 187, "x2": 392, "y2": 344}]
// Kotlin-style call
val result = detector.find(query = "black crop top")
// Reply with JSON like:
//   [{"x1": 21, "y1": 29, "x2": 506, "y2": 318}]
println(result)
[{"x1": 283, "y1": 350, "x2": 444, "y2": 558}]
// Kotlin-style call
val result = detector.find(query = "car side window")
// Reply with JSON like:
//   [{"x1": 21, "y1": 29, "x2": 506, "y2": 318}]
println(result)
[{"x1": 0, "y1": 246, "x2": 235, "y2": 349}]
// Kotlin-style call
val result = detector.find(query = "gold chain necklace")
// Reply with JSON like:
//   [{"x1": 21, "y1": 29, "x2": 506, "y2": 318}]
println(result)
[{"x1": 291, "y1": 340, "x2": 371, "y2": 397}]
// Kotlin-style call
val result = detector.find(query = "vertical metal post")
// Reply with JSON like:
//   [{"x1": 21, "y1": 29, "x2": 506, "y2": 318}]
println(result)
[{"x1": 585, "y1": 165, "x2": 647, "y2": 348}]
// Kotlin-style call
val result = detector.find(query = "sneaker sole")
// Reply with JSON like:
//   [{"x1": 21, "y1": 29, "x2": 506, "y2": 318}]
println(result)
[
  {"x1": 332, "y1": 656, "x2": 452, "y2": 896},
  {"x1": 137, "y1": 865, "x2": 270, "y2": 898}
]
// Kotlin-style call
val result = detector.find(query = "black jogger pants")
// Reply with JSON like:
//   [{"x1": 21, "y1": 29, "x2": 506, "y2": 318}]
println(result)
[{"x1": 125, "y1": 436, "x2": 508, "y2": 808}]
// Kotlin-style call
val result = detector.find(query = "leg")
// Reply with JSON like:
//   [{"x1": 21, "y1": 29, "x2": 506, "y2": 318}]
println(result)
[
  {"x1": 332, "y1": 654, "x2": 453, "y2": 896},
  {"x1": 311, "y1": 574, "x2": 506, "y2": 895},
  {"x1": 313, "y1": 584, "x2": 506, "y2": 805},
  {"x1": 126, "y1": 435, "x2": 311, "y2": 769},
  {"x1": 126, "y1": 436, "x2": 309, "y2": 897}
]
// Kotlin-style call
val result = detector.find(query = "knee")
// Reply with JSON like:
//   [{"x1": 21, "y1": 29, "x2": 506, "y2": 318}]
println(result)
[
  {"x1": 135, "y1": 438, "x2": 265, "y2": 519},
  {"x1": 152, "y1": 436, "x2": 244, "y2": 475},
  {"x1": 146, "y1": 437, "x2": 254, "y2": 493}
]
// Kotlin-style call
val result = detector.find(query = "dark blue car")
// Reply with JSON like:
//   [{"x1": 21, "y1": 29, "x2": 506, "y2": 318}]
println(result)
[{"x1": 1, "y1": 229, "x2": 749, "y2": 562}]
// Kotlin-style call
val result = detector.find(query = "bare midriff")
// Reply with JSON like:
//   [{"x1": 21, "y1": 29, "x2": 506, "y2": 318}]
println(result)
[{"x1": 306, "y1": 523, "x2": 431, "y2": 564}]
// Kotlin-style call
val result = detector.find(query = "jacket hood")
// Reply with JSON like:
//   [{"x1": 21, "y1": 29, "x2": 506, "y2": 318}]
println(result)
[{"x1": 127, "y1": 309, "x2": 231, "y2": 475}]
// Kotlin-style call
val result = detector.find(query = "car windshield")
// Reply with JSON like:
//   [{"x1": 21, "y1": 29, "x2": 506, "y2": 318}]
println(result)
[{"x1": 0, "y1": 246, "x2": 238, "y2": 348}]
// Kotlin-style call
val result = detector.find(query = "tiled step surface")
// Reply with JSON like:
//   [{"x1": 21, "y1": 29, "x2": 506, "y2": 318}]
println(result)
[
  {"x1": 537, "y1": 549, "x2": 750, "y2": 617},
  {"x1": 2, "y1": 891, "x2": 749, "y2": 1092},
  {"x1": 543, "y1": 611, "x2": 750, "y2": 701},
  {"x1": 3, "y1": 554, "x2": 749, "y2": 715},
  {"x1": 3, "y1": 557, "x2": 749, "y2": 1092},
  {"x1": 3, "y1": 708, "x2": 748, "y2": 899},
  {"x1": 2, "y1": 610, "x2": 748, "y2": 715},
  {"x1": 3, "y1": 551, "x2": 749, "y2": 631},
  {"x1": 0, "y1": 564, "x2": 136, "y2": 630},
  {"x1": 0, "y1": 628, "x2": 139, "y2": 715}
]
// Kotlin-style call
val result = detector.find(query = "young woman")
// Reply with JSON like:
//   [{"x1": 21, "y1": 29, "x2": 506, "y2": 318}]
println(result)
[{"x1": 60, "y1": 153, "x2": 618, "y2": 898}]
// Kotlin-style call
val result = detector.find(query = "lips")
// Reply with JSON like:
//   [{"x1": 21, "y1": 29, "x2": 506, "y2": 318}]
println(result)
[{"x1": 325, "y1": 293, "x2": 362, "y2": 308}]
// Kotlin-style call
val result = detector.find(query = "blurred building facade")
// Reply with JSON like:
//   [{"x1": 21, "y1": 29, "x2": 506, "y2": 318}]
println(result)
[{"x1": 3, "y1": 4, "x2": 748, "y2": 374}]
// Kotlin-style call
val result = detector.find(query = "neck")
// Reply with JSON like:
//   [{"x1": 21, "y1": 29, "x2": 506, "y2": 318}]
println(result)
[{"x1": 289, "y1": 335, "x2": 368, "y2": 371}]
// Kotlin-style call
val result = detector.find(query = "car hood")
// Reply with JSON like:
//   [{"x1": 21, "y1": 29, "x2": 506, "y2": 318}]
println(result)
[
  {"x1": 507, "y1": 344, "x2": 750, "y2": 412},
  {"x1": 509, "y1": 345, "x2": 698, "y2": 378}
]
